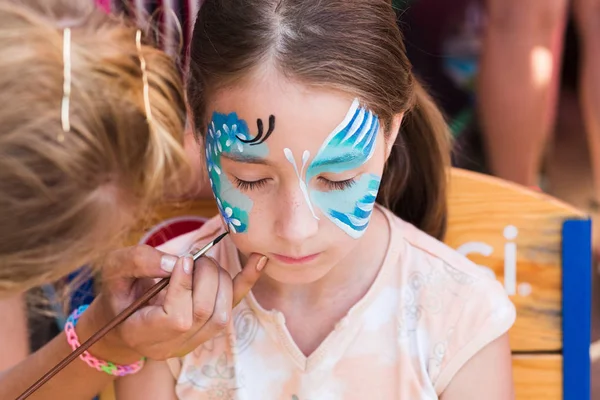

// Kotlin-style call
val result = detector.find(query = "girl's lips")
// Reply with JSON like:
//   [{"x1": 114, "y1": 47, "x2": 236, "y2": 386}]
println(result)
[{"x1": 271, "y1": 253, "x2": 321, "y2": 265}]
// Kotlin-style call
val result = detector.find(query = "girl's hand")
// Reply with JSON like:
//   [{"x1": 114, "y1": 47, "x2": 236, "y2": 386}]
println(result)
[{"x1": 76, "y1": 244, "x2": 267, "y2": 363}]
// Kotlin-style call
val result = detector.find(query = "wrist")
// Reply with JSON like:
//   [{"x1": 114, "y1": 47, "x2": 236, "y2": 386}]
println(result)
[{"x1": 75, "y1": 298, "x2": 142, "y2": 365}]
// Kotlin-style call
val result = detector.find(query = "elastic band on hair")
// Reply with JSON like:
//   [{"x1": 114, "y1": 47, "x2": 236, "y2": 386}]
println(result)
[
  {"x1": 135, "y1": 30, "x2": 153, "y2": 124},
  {"x1": 60, "y1": 27, "x2": 72, "y2": 141}
]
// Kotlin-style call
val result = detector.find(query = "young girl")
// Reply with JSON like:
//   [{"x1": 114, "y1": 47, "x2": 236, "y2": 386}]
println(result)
[{"x1": 119, "y1": 0, "x2": 516, "y2": 398}]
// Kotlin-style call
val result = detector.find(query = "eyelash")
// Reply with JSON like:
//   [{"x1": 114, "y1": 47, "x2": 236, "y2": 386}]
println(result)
[
  {"x1": 233, "y1": 177, "x2": 357, "y2": 191},
  {"x1": 318, "y1": 177, "x2": 357, "y2": 190},
  {"x1": 233, "y1": 177, "x2": 269, "y2": 191}
]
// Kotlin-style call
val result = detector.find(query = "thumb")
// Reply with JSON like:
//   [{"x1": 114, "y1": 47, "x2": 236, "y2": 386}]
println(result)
[{"x1": 232, "y1": 253, "x2": 268, "y2": 306}]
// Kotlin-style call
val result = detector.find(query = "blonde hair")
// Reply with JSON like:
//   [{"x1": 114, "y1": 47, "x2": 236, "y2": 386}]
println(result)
[{"x1": 0, "y1": 0, "x2": 189, "y2": 294}]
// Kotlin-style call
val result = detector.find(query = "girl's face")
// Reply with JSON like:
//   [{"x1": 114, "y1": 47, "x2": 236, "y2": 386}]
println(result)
[{"x1": 204, "y1": 73, "x2": 393, "y2": 284}]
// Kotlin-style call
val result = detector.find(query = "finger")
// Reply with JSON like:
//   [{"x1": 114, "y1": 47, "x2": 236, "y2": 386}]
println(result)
[
  {"x1": 183, "y1": 267, "x2": 233, "y2": 353},
  {"x1": 191, "y1": 256, "x2": 220, "y2": 326},
  {"x1": 161, "y1": 256, "x2": 194, "y2": 331},
  {"x1": 102, "y1": 245, "x2": 177, "y2": 282},
  {"x1": 147, "y1": 283, "x2": 168, "y2": 306},
  {"x1": 232, "y1": 254, "x2": 267, "y2": 306},
  {"x1": 134, "y1": 278, "x2": 167, "y2": 307},
  {"x1": 212, "y1": 267, "x2": 233, "y2": 327}
]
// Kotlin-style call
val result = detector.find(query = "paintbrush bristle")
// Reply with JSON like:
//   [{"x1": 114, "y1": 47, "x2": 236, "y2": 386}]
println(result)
[
  {"x1": 213, "y1": 231, "x2": 229, "y2": 245},
  {"x1": 191, "y1": 231, "x2": 229, "y2": 261}
]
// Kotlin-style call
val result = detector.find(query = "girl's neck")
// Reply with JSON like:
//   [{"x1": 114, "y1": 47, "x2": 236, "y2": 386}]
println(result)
[{"x1": 251, "y1": 207, "x2": 391, "y2": 312}]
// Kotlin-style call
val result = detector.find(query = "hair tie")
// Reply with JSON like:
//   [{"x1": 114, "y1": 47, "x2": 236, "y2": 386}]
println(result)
[
  {"x1": 136, "y1": 30, "x2": 153, "y2": 124},
  {"x1": 59, "y1": 27, "x2": 72, "y2": 141}
]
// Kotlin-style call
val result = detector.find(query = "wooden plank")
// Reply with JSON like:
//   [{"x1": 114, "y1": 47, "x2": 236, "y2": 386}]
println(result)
[
  {"x1": 125, "y1": 200, "x2": 219, "y2": 246},
  {"x1": 513, "y1": 354, "x2": 562, "y2": 400},
  {"x1": 445, "y1": 169, "x2": 585, "y2": 352}
]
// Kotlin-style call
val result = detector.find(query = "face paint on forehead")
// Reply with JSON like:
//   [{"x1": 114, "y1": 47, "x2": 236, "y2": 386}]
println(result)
[
  {"x1": 306, "y1": 98, "x2": 379, "y2": 182},
  {"x1": 284, "y1": 98, "x2": 382, "y2": 239},
  {"x1": 205, "y1": 112, "x2": 272, "y2": 233}
]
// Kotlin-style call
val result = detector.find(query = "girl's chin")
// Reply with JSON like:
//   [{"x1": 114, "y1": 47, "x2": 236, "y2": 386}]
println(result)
[{"x1": 262, "y1": 261, "x2": 334, "y2": 285}]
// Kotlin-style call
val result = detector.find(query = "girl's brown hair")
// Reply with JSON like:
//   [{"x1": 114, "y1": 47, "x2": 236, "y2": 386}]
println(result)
[
  {"x1": 187, "y1": 0, "x2": 451, "y2": 239},
  {"x1": 0, "y1": 0, "x2": 188, "y2": 294}
]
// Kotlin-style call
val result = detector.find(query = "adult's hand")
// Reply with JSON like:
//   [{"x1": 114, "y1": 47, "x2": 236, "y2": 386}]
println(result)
[{"x1": 78, "y1": 244, "x2": 267, "y2": 363}]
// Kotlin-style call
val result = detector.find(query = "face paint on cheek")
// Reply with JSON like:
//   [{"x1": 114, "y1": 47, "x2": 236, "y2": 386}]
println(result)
[
  {"x1": 205, "y1": 112, "x2": 269, "y2": 233},
  {"x1": 213, "y1": 173, "x2": 253, "y2": 233},
  {"x1": 310, "y1": 174, "x2": 381, "y2": 239}
]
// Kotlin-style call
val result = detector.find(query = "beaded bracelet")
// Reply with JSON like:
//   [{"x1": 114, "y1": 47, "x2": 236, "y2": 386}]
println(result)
[{"x1": 64, "y1": 305, "x2": 145, "y2": 377}]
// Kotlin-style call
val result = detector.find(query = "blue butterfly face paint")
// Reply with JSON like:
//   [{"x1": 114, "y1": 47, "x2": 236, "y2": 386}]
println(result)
[
  {"x1": 284, "y1": 98, "x2": 382, "y2": 239},
  {"x1": 205, "y1": 112, "x2": 269, "y2": 233},
  {"x1": 311, "y1": 174, "x2": 381, "y2": 238}
]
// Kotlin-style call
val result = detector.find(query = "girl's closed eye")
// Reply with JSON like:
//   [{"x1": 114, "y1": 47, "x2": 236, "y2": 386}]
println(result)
[
  {"x1": 233, "y1": 176, "x2": 270, "y2": 191},
  {"x1": 317, "y1": 176, "x2": 357, "y2": 191}
]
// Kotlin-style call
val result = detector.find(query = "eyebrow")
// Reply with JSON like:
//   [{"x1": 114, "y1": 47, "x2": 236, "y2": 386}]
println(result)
[
  {"x1": 220, "y1": 152, "x2": 271, "y2": 165},
  {"x1": 310, "y1": 151, "x2": 365, "y2": 168}
]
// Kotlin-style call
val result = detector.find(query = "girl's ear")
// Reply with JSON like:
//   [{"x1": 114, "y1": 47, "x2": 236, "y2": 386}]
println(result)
[{"x1": 385, "y1": 112, "x2": 404, "y2": 160}]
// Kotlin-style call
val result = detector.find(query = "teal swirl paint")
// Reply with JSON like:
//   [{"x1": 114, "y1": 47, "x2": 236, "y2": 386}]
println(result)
[{"x1": 205, "y1": 112, "x2": 268, "y2": 233}]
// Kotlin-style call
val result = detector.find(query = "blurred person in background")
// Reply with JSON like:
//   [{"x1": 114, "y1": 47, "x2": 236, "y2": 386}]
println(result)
[{"x1": 478, "y1": 0, "x2": 600, "y2": 254}]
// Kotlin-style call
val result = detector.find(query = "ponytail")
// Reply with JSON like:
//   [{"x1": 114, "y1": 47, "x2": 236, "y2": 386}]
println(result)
[{"x1": 377, "y1": 80, "x2": 451, "y2": 240}]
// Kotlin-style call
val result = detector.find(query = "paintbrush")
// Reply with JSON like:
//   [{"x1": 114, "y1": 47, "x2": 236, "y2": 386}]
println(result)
[{"x1": 17, "y1": 231, "x2": 229, "y2": 400}]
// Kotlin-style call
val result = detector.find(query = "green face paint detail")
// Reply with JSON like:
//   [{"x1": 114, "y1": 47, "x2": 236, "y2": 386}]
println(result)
[{"x1": 205, "y1": 112, "x2": 268, "y2": 233}]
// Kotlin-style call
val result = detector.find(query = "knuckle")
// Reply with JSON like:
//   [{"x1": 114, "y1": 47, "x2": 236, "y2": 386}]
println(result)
[
  {"x1": 171, "y1": 316, "x2": 193, "y2": 333},
  {"x1": 212, "y1": 316, "x2": 229, "y2": 331},
  {"x1": 192, "y1": 305, "x2": 214, "y2": 323},
  {"x1": 180, "y1": 275, "x2": 194, "y2": 291},
  {"x1": 132, "y1": 245, "x2": 151, "y2": 266},
  {"x1": 210, "y1": 305, "x2": 230, "y2": 331}
]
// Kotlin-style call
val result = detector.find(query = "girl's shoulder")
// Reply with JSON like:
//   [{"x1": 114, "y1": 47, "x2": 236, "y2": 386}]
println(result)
[
  {"x1": 382, "y1": 210, "x2": 516, "y2": 394},
  {"x1": 383, "y1": 207, "x2": 501, "y2": 287}
]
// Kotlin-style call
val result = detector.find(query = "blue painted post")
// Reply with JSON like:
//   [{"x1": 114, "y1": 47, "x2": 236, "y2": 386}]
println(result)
[{"x1": 562, "y1": 218, "x2": 592, "y2": 400}]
